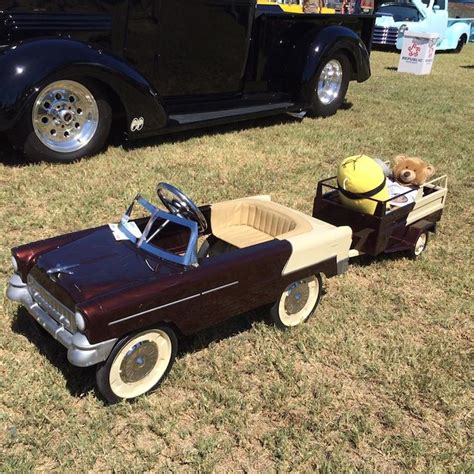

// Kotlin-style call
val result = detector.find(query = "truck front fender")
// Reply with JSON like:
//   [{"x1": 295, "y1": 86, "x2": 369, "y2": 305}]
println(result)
[
  {"x1": 298, "y1": 26, "x2": 371, "y2": 103},
  {"x1": 0, "y1": 39, "x2": 167, "y2": 136}
]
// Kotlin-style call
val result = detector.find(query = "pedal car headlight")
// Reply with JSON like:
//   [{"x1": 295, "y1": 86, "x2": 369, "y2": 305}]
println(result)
[
  {"x1": 399, "y1": 24, "x2": 408, "y2": 35},
  {"x1": 75, "y1": 311, "x2": 86, "y2": 332},
  {"x1": 11, "y1": 255, "x2": 18, "y2": 273}
]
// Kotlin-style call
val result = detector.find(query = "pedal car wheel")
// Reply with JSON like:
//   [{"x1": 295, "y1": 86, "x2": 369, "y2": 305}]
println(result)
[
  {"x1": 270, "y1": 274, "x2": 322, "y2": 329},
  {"x1": 309, "y1": 53, "x2": 350, "y2": 118},
  {"x1": 8, "y1": 79, "x2": 112, "y2": 163},
  {"x1": 410, "y1": 231, "x2": 428, "y2": 258},
  {"x1": 96, "y1": 326, "x2": 177, "y2": 403}
]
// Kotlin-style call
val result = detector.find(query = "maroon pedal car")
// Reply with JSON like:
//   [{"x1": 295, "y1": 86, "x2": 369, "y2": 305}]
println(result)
[
  {"x1": 7, "y1": 178, "x2": 447, "y2": 402},
  {"x1": 7, "y1": 183, "x2": 352, "y2": 402}
]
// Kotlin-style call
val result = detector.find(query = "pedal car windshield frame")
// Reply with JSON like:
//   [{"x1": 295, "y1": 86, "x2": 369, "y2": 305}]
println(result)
[{"x1": 118, "y1": 195, "x2": 199, "y2": 267}]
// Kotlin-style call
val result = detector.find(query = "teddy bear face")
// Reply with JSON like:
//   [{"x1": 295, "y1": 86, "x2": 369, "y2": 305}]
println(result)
[{"x1": 392, "y1": 155, "x2": 435, "y2": 186}]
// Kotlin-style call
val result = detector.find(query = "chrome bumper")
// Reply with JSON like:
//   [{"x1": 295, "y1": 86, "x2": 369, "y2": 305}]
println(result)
[{"x1": 7, "y1": 274, "x2": 117, "y2": 367}]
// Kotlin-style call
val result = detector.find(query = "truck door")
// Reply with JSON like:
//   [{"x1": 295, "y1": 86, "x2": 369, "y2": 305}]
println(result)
[
  {"x1": 430, "y1": 0, "x2": 448, "y2": 40},
  {"x1": 152, "y1": 0, "x2": 255, "y2": 98}
]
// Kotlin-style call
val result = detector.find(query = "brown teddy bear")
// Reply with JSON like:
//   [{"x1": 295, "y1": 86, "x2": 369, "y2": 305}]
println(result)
[
  {"x1": 392, "y1": 155, "x2": 435, "y2": 186},
  {"x1": 388, "y1": 155, "x2": 435, "y2": 207}
]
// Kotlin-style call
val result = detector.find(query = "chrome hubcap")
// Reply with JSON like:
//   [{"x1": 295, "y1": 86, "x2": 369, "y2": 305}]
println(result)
[
  {"x1": 32, "y1": 80, "x2": 99, "y2": 153},
  {"x1": 279, "y1": 275, "x2": 320, "y2": 327},
  {"x1": 109, "y1": 330, "x2": 173, "y2": 399},
  {"x1": 120, "y1": 341, "x2": 159, "y2": 384},
  {"x1": 284, "y1": 281, "x2": 311, "y2": 315},
  {"x1": 317, "y1": 59, "x2": 343, "y2": 105}
]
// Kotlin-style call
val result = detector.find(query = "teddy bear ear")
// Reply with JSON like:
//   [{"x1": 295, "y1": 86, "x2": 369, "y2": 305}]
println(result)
[
  {"x1": 426, "y1": 164, "x2": 435, "y2": 178},
  {"x1": 393, "y1": 155, "x2": 406, "y2": 165}
]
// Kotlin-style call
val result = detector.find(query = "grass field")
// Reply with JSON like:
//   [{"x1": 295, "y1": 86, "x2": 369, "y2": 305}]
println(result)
[{"x1": 1, "y1": 46, "x2": 473, "y2": 472}]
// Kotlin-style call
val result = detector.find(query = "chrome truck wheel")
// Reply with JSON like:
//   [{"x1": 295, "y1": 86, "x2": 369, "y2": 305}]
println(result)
[
  {"x1": 32, "y1": 81, "x2": 99, "y2": 153},
  {"x1": 270, "y1": 274, "x2": 322, "y2": 329},
  {"x1": 317, "y1": 59, "x2": 343, "y2": 106},
  {"x1": 96, "y1": 326, "x2": 177, "y2": 403},
  {"x1": 310, "y1": 53, "x2": 350, "y2": 118},
  {"x1": 8, "y1": 79, "x2": 112, "y2": 163}
]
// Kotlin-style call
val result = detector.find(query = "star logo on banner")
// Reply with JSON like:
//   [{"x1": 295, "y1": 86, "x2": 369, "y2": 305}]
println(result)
[{"x1": 408, "y1": 41, "x2": 421, "y2": 57}]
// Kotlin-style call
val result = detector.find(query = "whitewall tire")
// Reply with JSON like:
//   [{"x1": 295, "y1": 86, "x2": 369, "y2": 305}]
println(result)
[
  {"x1": 270, "y1": 274, "x2": 322, "y2": 329},
  {"x1": 96, "y1": 326, "x2": 177, "y2": 403}
]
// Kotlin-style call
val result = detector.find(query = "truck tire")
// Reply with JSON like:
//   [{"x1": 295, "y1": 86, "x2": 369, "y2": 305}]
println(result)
[
  {"x1": 8, "y1": 79, "x2": 112, "y2": 163},
  {"x1": 95, "y1": 325, "x2": 178, "y2": 404},
  {"x1": 309, "y1": 53, "x2": 351, "y2": 118},
  {"x1": 454, "y1": 34, "x2": 467, "y2": 54},
  {"x1": 270, "y1": 274, "x2": 322, "y2": 329}
]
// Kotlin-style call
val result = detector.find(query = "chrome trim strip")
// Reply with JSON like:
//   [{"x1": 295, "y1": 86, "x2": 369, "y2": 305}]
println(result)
[
  {"x1": 108, "y1": 280, "x2": 239, "y2": 326},
  {"x1": 108, "y1": 293, "x2": 201, "y2": 326},
  {"x1": 202, "y1": 280, "x2": 239, "y2": 295}
]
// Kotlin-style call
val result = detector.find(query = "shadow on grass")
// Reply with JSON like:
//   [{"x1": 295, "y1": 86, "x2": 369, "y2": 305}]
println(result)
[
  {"x1": 0, "y1": 134, "x2": 28, "y2": 167},
  {"x1": 11, "y1": 307, "x2": 96, "y2": 397},
  {"x1": 0, "y1": 104, "x2": 355, "y2": 167},
  {"x1": 178, "y1": 308, "x2": 269, "y2": 357},
  {"x1": 0, "y1": 115, "x2": 299, "y2": 167},
  {"x1": 385, "y1": 67, "x2": 398, "y2": 72},
  {"x1": 460, "y1": 65, "x2": 474, "y2": 69},
  {"x1": 11, "y1": 304, "x2": 273, "y2": 400},
  {"x1": 349, "y1": 251, "x2": 411, "y2": 268}
]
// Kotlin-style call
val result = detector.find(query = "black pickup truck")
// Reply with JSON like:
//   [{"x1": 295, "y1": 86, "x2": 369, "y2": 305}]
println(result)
[{"x1": 0, "y1": 1, "x2": 374, "y2": 162}]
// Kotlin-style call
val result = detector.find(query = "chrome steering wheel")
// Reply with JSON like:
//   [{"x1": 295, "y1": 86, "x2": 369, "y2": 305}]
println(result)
[{"x1": 157, "y1": 182, "x2": 208, "y2": 233}]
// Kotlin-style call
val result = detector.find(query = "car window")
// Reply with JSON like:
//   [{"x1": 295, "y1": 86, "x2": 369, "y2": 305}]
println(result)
[
  {"x1": 433, "y1": 0, "x2": 446, "y2": 8},
  {"x1": 376, "y1": 4, "x2": 421, "y2": 20}
]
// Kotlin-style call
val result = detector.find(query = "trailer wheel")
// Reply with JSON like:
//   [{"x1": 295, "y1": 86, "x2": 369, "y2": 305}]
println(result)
[
  {"x1": 454, "y1": 34, "x2": 467, "y2": 54},
  {"x1": 96, "y1": 326, "x2": 177, "y2": 404},
  {"x1": 8, "y1": 79, "x2": 112, "y2": 163},
  {"x1": 309, "y1": 53, "x2": 350, "y2": 118},
  {"x1": 409, "y1": 231, "x2": 429, "y2": 259},
  {"x1": 270, "y1": 274, "x2": 322, "y2": 329}
]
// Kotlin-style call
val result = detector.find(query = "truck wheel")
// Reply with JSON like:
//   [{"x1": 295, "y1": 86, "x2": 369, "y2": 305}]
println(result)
[
  {"x1": 270, "y1": 274, "x2": 322, "y2": 329},
  {"x1": 409, "y1": 231, "x2": 428, "y2": 259},
  {"x1": 95, "y1": 326, "x2": 177, "y2": 404},
  {"x1": 454, "y1": 35, "x2": 467, "y2": 54},
  {"x1": 8, "y1": 79, "x2": 112, "y2": 163},
  {"x1": 309, "y1": 53, "x2": 350, "y2": 117}
]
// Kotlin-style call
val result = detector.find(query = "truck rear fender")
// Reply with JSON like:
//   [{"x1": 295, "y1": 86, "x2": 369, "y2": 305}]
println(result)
[
  {"x1": 297, "y1": 26, "x2": 371, "y2": 103},
  {"x1": 447, "y1": 22, "x2": 470, "y2": 44},
  {"x1": 0, "y1": 39, "x2": 167, "y2": 135}
]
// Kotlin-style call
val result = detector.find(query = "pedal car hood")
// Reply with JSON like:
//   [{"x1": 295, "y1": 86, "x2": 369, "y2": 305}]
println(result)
[{"x1": 34, "y1": 226, "x2": 182, "y2": 304}]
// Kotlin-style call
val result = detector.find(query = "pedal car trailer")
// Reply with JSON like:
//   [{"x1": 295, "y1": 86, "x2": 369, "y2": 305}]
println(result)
[
  {"x1": 0, "y1": 0, "x2": 374, "y2": 162},
  {"x1": 7, "y1": 178, "x2": 447, "y2": 403},
  {"x1": 313, "y1": 174, "x2": 448, "y2": 258}
]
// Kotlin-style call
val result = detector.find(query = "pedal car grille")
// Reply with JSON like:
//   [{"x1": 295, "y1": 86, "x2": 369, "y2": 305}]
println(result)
[
  {"x1": 372, "y1": 26, "x2": 398, "y2": 45},
  {"x1": 27, "y1": 274, "x2": 76, "y2": 333}
]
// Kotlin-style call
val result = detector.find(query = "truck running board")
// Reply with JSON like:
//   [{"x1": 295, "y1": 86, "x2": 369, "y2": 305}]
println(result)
[{"x1": 169, "y1": 102, "x2": 296, "y2": 125}]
